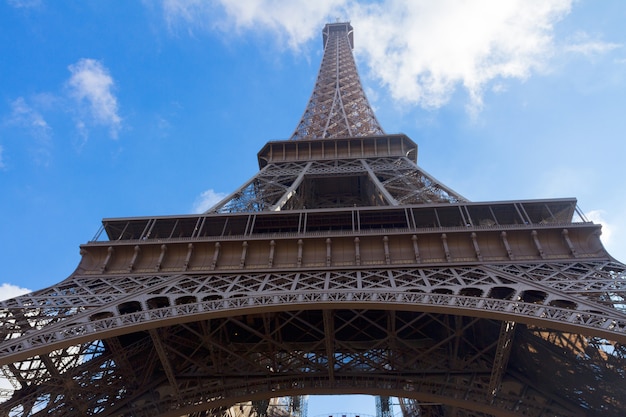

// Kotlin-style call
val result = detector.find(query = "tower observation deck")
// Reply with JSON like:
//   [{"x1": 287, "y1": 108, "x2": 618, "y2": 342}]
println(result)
[{"x1": 0, "y1": 22, "x2": 625, "y2": 417}]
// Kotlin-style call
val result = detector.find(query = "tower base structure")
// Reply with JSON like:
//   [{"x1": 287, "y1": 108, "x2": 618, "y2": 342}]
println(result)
[
  {"x1": 1, "y1": 22, "x2": 626, "y2": 417},
  {"x1": 1, "y1": 134, "x2": 625, "y2": 417}
]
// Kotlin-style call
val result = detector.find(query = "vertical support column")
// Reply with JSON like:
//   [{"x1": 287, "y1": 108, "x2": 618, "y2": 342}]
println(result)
[
  {"x1": 240, "y1": 241, "x2": 248, "y2": 268},
  {"x1": 156, "y1": 244, "x2": 167, "y2": 272},
  {"x1": 211, "y1": 242, "x2": 220, "y2": 270},
  {"x1": 268, "y1": 240, "x2": 276, "y2": 267},
  {"x1": 323, "y1": 309, "x2": 335, "y2": 387},
  {"x1": 354, "y1": 237, "x2": 361, "y2": 266},
  {"x1": 488, "y1": 321, "x2": 517, "y2": 400},
  {"x1": 326, "y1": 238, "x2": 332, "y2": 267},
  {"x1": 149, "y1": 329, "x2": 182, "y2": 402},
  {"x1": 441, "y1": 234, "x2": 451, "y2": 262},
  {"x1": 128, "y1": 245, "x2": 140, "y2": 272},
  {"x1": 383, "y1": 236, "x2": 391, "y2": 265},
  {"x1": 531, "y1": 230, "x2": 545, "y2": 259},
  {"x1": 297, "y1": 239, "x2": 303, "y2": 267},
  {"x1": 412, "y1": 235, "x2": 421, "y2": 263},
  {"x1": 183, "y1": 243, "x2": 194, "y2": 271},
  {"x1": 471, "y1": 233, "x2": 483, "y2": 261},
  {"x1": 500, "y1": 232, "x2": 514, "y2": 260},
  {"x1": 562, "y1": 229, "x2": 578, "y2": 257},
  {"x1": 100, "y1": 246, "x2": 114, "y2": 273}
]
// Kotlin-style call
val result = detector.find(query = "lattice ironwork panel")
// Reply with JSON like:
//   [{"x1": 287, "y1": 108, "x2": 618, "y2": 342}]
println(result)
[
  {"x1": 3, "y1": 309, "x2": 622, "y2": 416},
  {"x1": 291, "y1": 23, "x2": 383, "y2": 140},
  {"x1": 212, "y1": 162, "x2": 312, "y2": 213},
  {"x1": 2, "y1": 261, "x2": 626, "y2": 360},
  {"x1": 211, "y1": 155, "x2": 466, "y2": 213},
  {"x1": 364, "y1": 157, "x2": 467, "y2": 204},
  {"x1": 1, "y1": 260, "x2": 626, "y2": 416}
]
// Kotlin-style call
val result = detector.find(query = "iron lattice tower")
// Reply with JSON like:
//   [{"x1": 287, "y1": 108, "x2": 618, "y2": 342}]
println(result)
[
  {"x1": 291, "y1": 23, "x2": 384, "y2": 139},
  {"x1": 1, "y1": 22, "x2": 626, "y2": 417}
]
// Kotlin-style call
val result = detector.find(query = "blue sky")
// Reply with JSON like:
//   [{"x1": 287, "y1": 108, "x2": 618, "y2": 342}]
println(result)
[{"x1": 1, "y1": 0, "x2": 625, "y2": 414}]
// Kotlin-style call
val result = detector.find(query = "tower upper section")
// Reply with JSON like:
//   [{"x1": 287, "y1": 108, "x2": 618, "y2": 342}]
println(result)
[{"x1": 290, "y1": 22, "x2": 385, "y2": 140}]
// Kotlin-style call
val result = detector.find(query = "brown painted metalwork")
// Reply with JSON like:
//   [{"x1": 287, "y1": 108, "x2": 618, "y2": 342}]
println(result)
[
  {"x1": 291, "y1": 22, "x2": 384, "y2": 140},
  {"x1": 1, "y1": 22, "x2": 625, "y2": 417}
]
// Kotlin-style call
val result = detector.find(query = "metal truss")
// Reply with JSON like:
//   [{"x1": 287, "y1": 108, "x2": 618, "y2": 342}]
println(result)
[
  {"x1": 2, "y1": 21, "x2": 625, "y2": 417},
  {"x1": 1, "y1": 152, "x2": 623, "y2": 417},
  {"x1": 291, "y1": 22, "x2": 384, "y2": 140},
  {"x1": 1, "y1": 257, "x2": 625, "y2": 416},
  {"x1": 210, "y1": 154, "x2": 465, "y2": 213}
]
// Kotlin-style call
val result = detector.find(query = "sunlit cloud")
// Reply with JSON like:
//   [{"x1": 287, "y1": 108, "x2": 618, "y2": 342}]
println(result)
[
  {"x1": 158, "y1": 0, "x2": 580, "y2": 114},
  {"x1": 192, "y1": 188, "x2": 227, "y2": 213},
  {"x1": 162, "y1": 0, "x2": 345, "y2": 47},
  {"x1": 586, "y1": 209, "x2": 613, "y2": 247},
  {"x1": 0, "y1": 283, "x2": 31, "y2": 301},
  {"x1": 214, "y1": 0, "x2": 346, "y2": 49},
  {"x1": 351, "y1": 0, "x2": 574, "y2": 113},
  {"x1": 586, "y1": 209, "x2": 626, "y2": 263},
  {"x1": 67, "y1": 59, "x2": 122, "y2": 139}
]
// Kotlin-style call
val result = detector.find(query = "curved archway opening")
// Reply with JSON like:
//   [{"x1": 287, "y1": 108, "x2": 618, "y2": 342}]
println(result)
[
  {"x1": 549, "y1": 299, "x2": 577, "y2": 309},
  {"x1": 459, "y1": 287, "x2": 483, "y2": 297},
  {"x1": 488, "y1": 286, "x2": 516, "y2": 300},
  {"x1": 118, "y1": 301, "x2": 142, "y2": 315},
  {"x1": 520, "y1": 290, "x2": 547, "y2": 304}
]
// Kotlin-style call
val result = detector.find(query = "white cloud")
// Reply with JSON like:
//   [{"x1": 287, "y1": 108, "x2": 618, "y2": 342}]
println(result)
[
  {"x1": 162, "y1": 0, "x2": 345, "y2": 47},
  {"x1": 160, "y1": 0, "x2": 209, "y2": 33},
  {"x1": 564, "y1": 32, "x2": 622, "y2": 56},
  {"x1": 158, "y1": 0, "x2": 577, "y2": 113},
  {"x1": 215, "y1": 0, "x2": 346, "y2": 49},
  {"x1": 0, "y1": 283, "x2": 31, "y2": 301},
  {"x1": 351, "y1": 0, "x2": 573, "y2": 112},
  {"x1": 67, "y1": 59, "x2": 122, "y2": 139},
  {"x1": 4, "y1": 96, "x2": 53, "y2": 165},
  {"x1": 192, "y1": 189, "x2": 227, "y2": 213},
  {"x1": 6, "y1": 97, "x2": 52, "y2": 140},
  {"x1": 7, "y1": 0, "x2": 42, "y2": 8},
  {"x1": 586, "y1": 209, "x2": 613, "y2": 247},
  {"x1": 586, "y1": 209, "x2": 626, "y2": 262}
]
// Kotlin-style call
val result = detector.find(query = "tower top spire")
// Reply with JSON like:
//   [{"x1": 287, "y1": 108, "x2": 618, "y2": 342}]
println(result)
[
  {"x1": 290, "y1": 22, "x2": 384, "y2": 140},
  {"x1": 323, "y1": 21, "x2": 354, "y2": 49}
]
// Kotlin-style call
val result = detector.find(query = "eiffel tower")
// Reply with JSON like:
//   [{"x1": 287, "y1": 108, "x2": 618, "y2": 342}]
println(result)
[{"x1": 1, "y1": 21, "x2": 625, "y2": 417}]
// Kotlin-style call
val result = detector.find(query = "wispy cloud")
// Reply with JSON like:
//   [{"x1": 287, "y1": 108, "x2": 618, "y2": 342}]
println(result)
[
  {"x1": 1, "y1": 60, "x2": 122, "y2": 155},
  {"x1": 214, "y1": 0, "x2": 346, "y2": 49},
  {"x1": 6, "y1": 97, "x2": 52, "y2": 140},
  {"x1": 0, "y1": 283, "x2": 31, "y2": 301},
  {"x1": 564, "y1": 31, "x2": 622, "y2": 56},
  {"x1": 192, "y1": 189, "x2": 227, "y2": 213},
  {"x1": 158, "y1": 0, "x2": 578, "y2": 113},
  {"x1": 160, "y1": 0, "x2": 215, "y2": 34},
  {"x1": 67, "y1": 59, "x2": 122, "y2": 139},
  {"x1": 162, "y1": 0, "x2": 345, "y2": 47},
  {"x1": 4, "y1": 96, "x2": 53, "y2": 165},
  {"x1": 7, "y1": 0, "x2": 42, "y2": 8}
]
